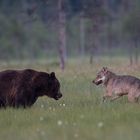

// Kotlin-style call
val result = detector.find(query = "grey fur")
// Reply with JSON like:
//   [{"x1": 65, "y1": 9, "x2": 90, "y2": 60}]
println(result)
[{"x1": 93, "y1": 67, "x2": 140, "y2": 103}]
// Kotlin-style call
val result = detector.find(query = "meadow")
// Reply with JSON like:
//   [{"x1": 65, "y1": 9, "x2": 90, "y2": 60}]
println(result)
[{"x1": 0, "y1": 57, "x2": 140, "y2": 140}]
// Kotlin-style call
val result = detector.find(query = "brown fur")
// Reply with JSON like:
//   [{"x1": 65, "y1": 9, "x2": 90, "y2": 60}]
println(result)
[
  {"x1": 93, "y1": 67, "x2": 140, "y2": 103},
  {"x1": 0, "y1": 69, "x2": 62, "y2": 108}
]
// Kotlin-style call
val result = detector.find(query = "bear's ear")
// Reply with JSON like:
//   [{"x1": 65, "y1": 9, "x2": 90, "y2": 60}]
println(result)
[{"x1": 50, "y1": 72, "x2": 55, "y2": 79}]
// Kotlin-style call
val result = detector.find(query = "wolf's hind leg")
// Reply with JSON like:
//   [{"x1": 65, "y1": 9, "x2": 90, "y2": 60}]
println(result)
[
  {"x1": 128, "y1": 94, "x2": 138, "y2": 103},
  {"x1": 110, "y1": 95, "x2": 122, "y2": 102}
]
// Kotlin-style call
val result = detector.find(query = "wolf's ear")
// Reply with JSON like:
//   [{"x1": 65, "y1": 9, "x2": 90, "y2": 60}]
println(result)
[
  {"x1": 103, "y1": 67, "x2": 108, "y2": 72},
  {"x1": 50, "y1": 72, "x2": 55, "y2": 79}
]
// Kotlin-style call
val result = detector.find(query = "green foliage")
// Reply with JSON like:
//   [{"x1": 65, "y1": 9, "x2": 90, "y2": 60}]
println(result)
[
  {"x1": 122, "y1": 9, "x2": 140, "y2": 39},
  {"x1": 0, "y1": 0, "x2": 139, "y2": 60}
]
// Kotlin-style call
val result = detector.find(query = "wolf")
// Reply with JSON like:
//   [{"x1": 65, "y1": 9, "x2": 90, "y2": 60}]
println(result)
[{"x1": 92, "y1": 67, "x2": 140, "y2": 103}]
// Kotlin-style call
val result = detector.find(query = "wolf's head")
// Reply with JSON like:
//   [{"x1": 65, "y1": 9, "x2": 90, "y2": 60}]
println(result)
[{"x1": 92, "y1": 67, "x2": 109, "y2": 85}]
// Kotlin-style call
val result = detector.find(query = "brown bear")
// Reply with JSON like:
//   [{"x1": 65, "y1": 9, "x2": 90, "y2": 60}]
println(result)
[{"x1": 0, "y1": 69, "x2": 62, "y2": 108}]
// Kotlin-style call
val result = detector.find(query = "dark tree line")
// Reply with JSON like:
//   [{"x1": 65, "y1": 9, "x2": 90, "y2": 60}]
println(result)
[{"x1": 0, "y1": 0, "x2": 140, "y2": 68}]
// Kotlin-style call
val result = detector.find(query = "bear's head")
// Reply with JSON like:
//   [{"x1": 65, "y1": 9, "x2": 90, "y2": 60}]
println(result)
[{"x1": 34, "y1": 72, "x2": 62, "y2": 100}]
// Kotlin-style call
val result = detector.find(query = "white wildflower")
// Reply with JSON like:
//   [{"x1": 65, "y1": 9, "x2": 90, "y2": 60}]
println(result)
[
  {"x1": 62, "y1": 103, "x2": 66, "y2": 107},
  {"x1": 36, "y1": 128, "x2": 40, "y2": 132},
  {"x1": 41, "y1": 131, "x2": 45, "y2": 136},
  {"x1": 41, "y1": 104, "x2": 44, "y2": 108},
  {"x1": 40, "y1": 117, "x2": 44, "y2": 121},
  {"x1": 97, "y1": 122, "x2": 104, "y2": 128},
  {"x1": 74, "y1": 133, "x2": 79, "y2": 138},
  {"x1": 73, "y1": 123, "x2": 76, "y2": 126},
  {"x1": 57, "y1": 120, "x2": 63, "y2": 126},
  {"x1": 80, "y1": 115, "x2": 84, "y2": 119}
]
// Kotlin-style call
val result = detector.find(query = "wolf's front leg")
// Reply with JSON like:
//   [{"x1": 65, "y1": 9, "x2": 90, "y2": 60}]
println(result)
[
  {"x1": 102, "y1": 90, "x2": 112, "y2": 102},
  {"x1": 110, "y1": 95, "x2": 122, "y2": 102},
  {"x1": 102, "y1": 95, "x2": 112, "y2": 102},
  {"x1": 102, "y1": 96, "x2": 106, "y2": 102}
]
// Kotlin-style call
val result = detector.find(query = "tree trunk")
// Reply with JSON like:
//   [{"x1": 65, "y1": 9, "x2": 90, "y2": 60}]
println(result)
[
  {"x1": 58, "y1": 0, "x2": 67, "y2": 70},
  {"x1": 79, "y1": 12, "x2": 85, "y2": 57},
  {"x1": 89, "y1": 16, "x2": 100, "y2": 64},
  {"x1": 134, "y1": 39, "x2": 138, "y2": 65},
  {"x1": 129, "y1": 46, "x2": 133, "y2": 65},
  {"x1": 89, "y1": 47, "x2": 94, "y2": 64},
  {"x1": 107, "y1": 18, "x2": 113, "y2": 57}
]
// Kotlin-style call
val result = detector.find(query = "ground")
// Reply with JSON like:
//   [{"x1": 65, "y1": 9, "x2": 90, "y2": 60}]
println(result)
[{"x1": 0, "y1": 57, "x2": 140, "y2": 140}]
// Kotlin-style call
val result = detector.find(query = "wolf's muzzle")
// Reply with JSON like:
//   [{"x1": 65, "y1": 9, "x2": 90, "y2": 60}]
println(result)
[{"x1": 92, "y1": 80, "x2": 102, "y2": 85}]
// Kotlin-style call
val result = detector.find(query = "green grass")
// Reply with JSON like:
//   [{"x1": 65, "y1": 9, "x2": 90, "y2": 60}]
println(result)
[{"x1": 0, "y1": 56, "x2": 140, "y2": 140}]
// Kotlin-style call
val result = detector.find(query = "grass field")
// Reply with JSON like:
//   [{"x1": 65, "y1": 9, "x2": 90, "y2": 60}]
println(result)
[{"x1": 0, "y1": 57, "x2": 140, "y2": 140}]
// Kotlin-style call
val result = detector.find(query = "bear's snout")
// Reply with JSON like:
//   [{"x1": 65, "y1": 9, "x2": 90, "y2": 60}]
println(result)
[{"x1": 55, "y1": 93, "x2": 62, "y2": 100}]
